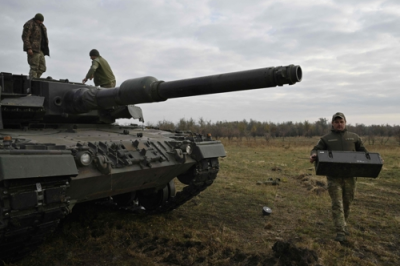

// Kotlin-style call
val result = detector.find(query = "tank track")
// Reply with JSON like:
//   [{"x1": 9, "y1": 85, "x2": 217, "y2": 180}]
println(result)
[
  {"x1": 103, "y1": 157, "x2": 220, "y2": 215},
  {"x1": 0, "y1": 177, "x2": 70, "y2": 262},
  {"x1": 149, "y1": 157, "x2": 220, "y2": 214}
]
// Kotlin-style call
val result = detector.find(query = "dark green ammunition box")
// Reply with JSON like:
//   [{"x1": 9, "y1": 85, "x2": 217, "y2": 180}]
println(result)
[{"x1": 315, "y1": 150, "x2": 383, "y2": 178}]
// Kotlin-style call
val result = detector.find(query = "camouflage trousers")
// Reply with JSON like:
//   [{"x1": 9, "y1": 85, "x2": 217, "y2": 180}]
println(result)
[
  {"x1": 27, "y1": 51, "x2": 46, "y2": 78},
  {"x1": 327, "y1": 176, "x2": 356, "y2": 234},
  {"x1": 100, "y1": 80, "x2": 116, "y2": 88}
]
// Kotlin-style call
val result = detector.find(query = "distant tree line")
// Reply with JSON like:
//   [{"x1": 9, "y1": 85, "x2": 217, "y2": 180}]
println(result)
[{"x1": 148, "y1": 118, "x2": 400, "y2": 143}]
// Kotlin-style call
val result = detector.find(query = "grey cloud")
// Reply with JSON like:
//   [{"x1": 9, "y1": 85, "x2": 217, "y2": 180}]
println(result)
[{"x1": 0, "y1": 0, "x2": 398, "y2": 125}]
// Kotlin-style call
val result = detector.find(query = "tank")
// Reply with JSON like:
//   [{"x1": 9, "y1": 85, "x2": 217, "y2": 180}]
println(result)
[{"x1": 0, "y1": 65, "x2": 302, "y2": 261}]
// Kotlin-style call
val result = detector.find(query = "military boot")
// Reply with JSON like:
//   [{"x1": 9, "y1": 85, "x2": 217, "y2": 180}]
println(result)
[{"x1": 334, "y1": 233, "x2": 346, "y2": 242}]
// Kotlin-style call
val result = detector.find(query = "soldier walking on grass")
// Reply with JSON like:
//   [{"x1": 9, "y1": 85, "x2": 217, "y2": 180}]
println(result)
[
  {"x1": 82, "y1": 49, "x2": 116, "y2": 88},
  {"x1": 309, "y1": 112, "x2": 367, "y2": 243},
  {"x1": 22, "y1": 13, "x2": 50, "y2": 79}
]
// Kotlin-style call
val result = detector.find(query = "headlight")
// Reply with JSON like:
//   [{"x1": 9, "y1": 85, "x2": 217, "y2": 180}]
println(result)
[
  {"x1": 76, "y1": 151, "x2": 92, "y2": 166},
  {"x1": 185, "y1": 145, "x2": 192, "y2": 154}
]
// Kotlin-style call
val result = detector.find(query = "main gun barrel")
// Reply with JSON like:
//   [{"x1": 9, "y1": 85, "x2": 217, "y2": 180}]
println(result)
[
  {"x1": 157, "y1": 64, "x2": 301, "y2": 100},
  {"x1": 65, "y1": 65, "x2": 302, "y2": 113}
]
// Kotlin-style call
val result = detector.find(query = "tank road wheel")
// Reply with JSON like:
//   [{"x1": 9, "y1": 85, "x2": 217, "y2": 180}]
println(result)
[
  {"x1": 177, "y1": 166, "x2": 196, "y2": 185},
  {"x1": 137, "y1": 180, "x2": 176, "y2": 211},
  {"x1": 112, "y1": 191, "x2": 136, "y2": 207},
  {"x1": 168, "y1": 179, "x2": 176, "y2": 198}
]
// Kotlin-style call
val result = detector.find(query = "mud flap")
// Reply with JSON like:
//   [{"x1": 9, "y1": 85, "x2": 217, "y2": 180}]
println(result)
[{"x1": 191, "y1": 141, "x2": 226, "y2": 160}]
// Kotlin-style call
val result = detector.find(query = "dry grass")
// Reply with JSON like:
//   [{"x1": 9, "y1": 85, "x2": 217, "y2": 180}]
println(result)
[{"x1": 8, "y1": 137, "x2": 400, "y2": 266}]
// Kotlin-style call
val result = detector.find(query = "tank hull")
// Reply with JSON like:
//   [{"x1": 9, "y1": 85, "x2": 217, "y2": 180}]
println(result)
[{"x1": 0, "y1": 124, "x2": 224, "y2": 261}]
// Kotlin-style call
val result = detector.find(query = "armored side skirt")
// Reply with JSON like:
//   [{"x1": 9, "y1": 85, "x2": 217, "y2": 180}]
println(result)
[
  {"x1": 0, "y1": 151, "x2": 78, "y2": 180},
  {"x1": 315, "y1": 150, "x2": 383, "y2": 178}
]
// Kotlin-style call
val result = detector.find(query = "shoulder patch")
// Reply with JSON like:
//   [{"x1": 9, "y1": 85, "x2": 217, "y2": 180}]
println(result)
[{"x1": 346, "y1": 138, "x2": 354, "y2": 141}]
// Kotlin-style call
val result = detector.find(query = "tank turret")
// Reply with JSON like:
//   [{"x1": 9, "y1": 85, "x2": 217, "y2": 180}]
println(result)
[{"x1": 0, "y1": 65, "x2": 301, "y2": 127}]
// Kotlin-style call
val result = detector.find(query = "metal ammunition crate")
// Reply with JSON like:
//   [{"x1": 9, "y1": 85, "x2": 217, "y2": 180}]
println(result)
[{"x1": 315, "y1": 150, "x2": 383, "y2": 178}]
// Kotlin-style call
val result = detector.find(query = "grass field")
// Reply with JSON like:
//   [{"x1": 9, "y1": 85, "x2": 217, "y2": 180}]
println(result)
[{"x1": 8, "y1": 137, "x2": 400, "y2": 266}]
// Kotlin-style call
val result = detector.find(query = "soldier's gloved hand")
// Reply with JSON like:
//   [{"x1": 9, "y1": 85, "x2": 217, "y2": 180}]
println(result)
[
  {"x1": 310, "y1": 154, "x2": 317, "y2": 163},
  {"x1": 82, "y1": 78, "x2": 87, "y2": 84},
  {"x1": 27, "y1": 49, "x2": 33, "y2": 56}
]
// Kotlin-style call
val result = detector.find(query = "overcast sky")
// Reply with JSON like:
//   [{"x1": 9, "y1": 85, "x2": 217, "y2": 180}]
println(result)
[{"x1": 1, "y1": 0, "x2": 399, "y2": 126}]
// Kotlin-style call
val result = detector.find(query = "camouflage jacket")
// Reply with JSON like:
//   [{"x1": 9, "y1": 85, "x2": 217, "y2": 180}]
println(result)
[
  {"x1": 22, "y1": 19, "x2": 50, "y2": 56},
  {"x1": 85, "y1": 56, "x2": 116, "y2": 87},
  {"x1": 310, "y1": 129, "x2": 367, "y2": 155}
]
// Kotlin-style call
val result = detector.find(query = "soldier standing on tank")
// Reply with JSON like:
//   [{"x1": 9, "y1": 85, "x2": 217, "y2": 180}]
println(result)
[
  {"x1": 82, "y1": 49, "x2": 116, "y2": 88},
  {"x1": 309, "y1": 112, "x2": 367, "y2": 243},
  {"x1": 22, "y1": 13, "x2": 50, "y2": 79}
]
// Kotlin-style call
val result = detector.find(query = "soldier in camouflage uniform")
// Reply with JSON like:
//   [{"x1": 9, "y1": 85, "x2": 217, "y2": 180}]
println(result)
[
  {"x1": 309, "y1": 112, "x2": 367, "y2": 243},
  {"x1": 22, "y1": 13, "x2": 50, "y2": 78},
  {"x1": 82, "y1": 49, "x2": 116, "y2": 88}
]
